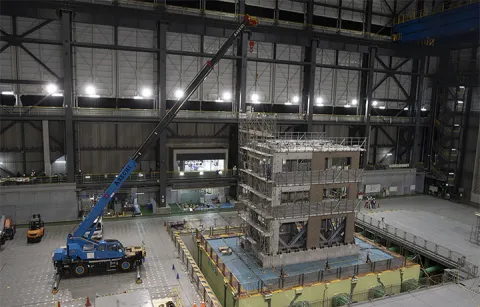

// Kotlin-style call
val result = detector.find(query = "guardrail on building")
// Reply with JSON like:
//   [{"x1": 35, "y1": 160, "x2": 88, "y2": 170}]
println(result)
[{"x1": 356, "y1": 212, "x2": 479, "y2": 278}]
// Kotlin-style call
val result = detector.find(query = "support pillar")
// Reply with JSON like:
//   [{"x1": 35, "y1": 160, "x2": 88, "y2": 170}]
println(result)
[
  {"x1": 235, "y1": 0, "x2": 247, "y2": 113},
  {"x1": 61, "y1": 10, "x2": 75, "y2": 182},
  {"x1": 156, "y1": 20, "x2": 168, "y2": 208},
  {"x1": 363, "y1": 47, "x2": 376, "y2": 168},
  {"x1": 411, "y1": 57, "x2": 425, "y2": 166},
  {"x1": 42, "y1": 120, "x2": 52, "y2": 176},
  {"x1": 301, "y1": 0, "x2": 316, "y2": 131}
]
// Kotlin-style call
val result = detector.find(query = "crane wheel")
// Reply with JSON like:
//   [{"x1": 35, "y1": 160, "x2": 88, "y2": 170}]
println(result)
[
  {"x1": 72, "y1": 263, "x2": 88, "y2": 277},
  {"x1": 119, "y1": 260, "x2": 133, "y2": 272}
]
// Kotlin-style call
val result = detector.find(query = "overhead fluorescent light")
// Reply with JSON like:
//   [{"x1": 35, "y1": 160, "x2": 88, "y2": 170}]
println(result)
[
  {"x1": 133, "y1": 95, "x2": 144, "y2": 100},
  {"x1": 199, "y1": 171, "x2": 204, "y2": 175},
  {"x1": 403, "y1": 107, "x2": 409, "y2": 111},
  {"x1": 85, "y1": 175, "x2": 91, "y2": 179},
  {"x1": 174, "y1": 89, "x2": 184, "y2": 99},
  {"x1": 218, "y1": 170, "x2": 223, "y2": 174},
  {"x1": 1, "y1": 91, "x2": 14, "y2": 95},
  {"x1": 215, "y1": 99, "x2": 225, "y2": 102},
  {"x1": 386, "y1": 153, "x2": 393, "y2": 156},
  {"x1": 179, "y1": 172, "x2": 184, "y2": 176},
  {"x1": 421, "y1": 107, "x2": 427, "y2": 111},
  {"x1": 285, "y1": 102, "x2": 292, "y2": 105},
  {"x1": 372, "y1": 100, "x2": 378, "y2": 106},
  {"x1": 138, "y1": 173, "x2": 144, "y2": 177},
  {"x1": 457, "y1": 100, "x2": 464, "y2": 104},
  {"x1": 85, "y1": 84, "x2": 96, "y2": 96},
  {"x1": 459, "y1": 86, "x2": 465, "y2": 89},
  {"x1": 141, "y1": 87, "x2": 152, "y2": 98},
  {"x1": 89, "y1": 94, "x2": 100, "y2": 98},
  {"x1": 344, "y1": 104, "x2": 351, "y2": 108},
  {"x1": 251, "y1": 93, "x2": 259, "y2": 101},
  {"x1": 449, "y1": 172, "x2": 454, "y2": 175},
  {"x1": 52, "y1": 93, "x2": 63, "y2": 97},
  {"x1": 55, "y1": 160, "x2": 66, "y2": 164},
  {"x1": 379, "y1": 106, "x2": 386, "y2": 109},
  {"x1": 351, "y1": 99, "x2": 358, "y2": 105},
  {"x1": 222, "y1": 92, "x2": 232, "y2": 101},
  {"x1": 46, "y1": 83, "x2": 58, "y2": 94},
  {"x1": 292, "y1": 96, "x2": 299, "y2": 103}
]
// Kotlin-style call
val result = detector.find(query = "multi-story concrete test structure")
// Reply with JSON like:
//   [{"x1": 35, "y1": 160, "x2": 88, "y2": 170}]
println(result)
[{"x1": 238, "y1": 114, "x2": 366, "y2": 268}]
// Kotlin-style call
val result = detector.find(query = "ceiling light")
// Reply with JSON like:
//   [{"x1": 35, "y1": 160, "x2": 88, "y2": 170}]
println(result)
[
  {"x1": 449, "y1": 172, "x2": 454, "y2": 175},
  {"x1": 179, "y1": 172, "x2": 184, "y2": 176},
  {"x1": 292, "y1": 96, "x2": 299, "y2": 103},
  {"x1": 89, "y1": 94, "x2": 100, "y2": 98},
  {"x1": 134, "y1": 95, "x2": 144, "y2": 100},
  {"x1": 454, "y1": 124, "x2": 460, "y2": 127},
  {"x1": 174, "y1": 89, "x2": 184, "y2": 99},
  {"x1": 351, "y1": 99, "x2": 358, "y2": 105},
  {"x1": 316, "y1": 97, "x2": 323, "y2": 104},
  {"x1": 458, "y1": 100, "x2": 464, "y2": 104},
  {"x1": 215, "y1": 98, "x2": 225, "y2": 102},
  {"x1": 0, "y1": 162, "x2": 3, "y2": 164},
  {"x1": 386, "y1": 153, "x2": 393, "y2": 156},
  {"x1": 403, "y1": 107, "x2": 409, "y2": 111},
  {"x1": 223, "y1": 92, "x2": 232, "y2": 101},
  {"x1": 459, "y1": 86, "x2": 465, "y2": 89},
  {"x1": 421, "y1": 107, "x2": 427, "y2": 111},
  {"x1": 199, "y1": 171, "x2": 204, "y2": 175},
  {"x1": 452, "y1": 148, "x2": 457, "y2": 151},
  {"x1": 1, "y1": 91, "x2": 14, "y2": 95},
  {"x1": 251, "y1": 93, "x2": 259, "y2": 101},
  {"x1": 52, "y1": 93, "x2": 63, "y2": 97},
  {"x1": 85, "y1": 84, "x2": 96, "y2": 96},
  {"x1": 218, "y1": 170, "x2": 223, "y2": 174},
  {"x1": 55, "y1": 160, "x2": 66, "y2": 164},
  {"x1": 285, "y1": 102, "x2": 292, "y2": 105},
  {"x1": 252, "y1": 100, "x2": 260, "y2": 104},
  {"x1": 46, "y1": 83, "x2": 58, "y2": 94},
  {"x1": 379, "y1": 105, "x2": 386, "y2": 109},
  {"x1": 138, "y1": 173, "x2": 144, "y2": 177},
  {"x1": 372, "y1": 100, "x2": 378, "y2": 106},
  {"x1": 344, "y1": 104, "x2": 351, "y2": 108},
  {"x1": 141, "y1": 87, "x2": 152, "y2": 98}
]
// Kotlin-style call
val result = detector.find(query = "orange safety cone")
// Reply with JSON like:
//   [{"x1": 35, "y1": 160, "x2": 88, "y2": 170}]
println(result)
[
  {"x1": 193, "y1": 301, "x2": 197, "y2": 307},
  {"x1": 85, "y1": 297, "x2": 92, "y2": 307},
  {"x1": 201, "y1": 301, "x2": 206, "y2": 307}
]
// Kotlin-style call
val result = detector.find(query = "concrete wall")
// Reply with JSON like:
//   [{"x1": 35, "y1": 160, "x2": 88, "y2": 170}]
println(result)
[
  {"x1": 360, "y1": 168, "x2": 417, "y2": 196},
  {"x1": 0, "y1": 183, "x2": 78, "y2": 223}
]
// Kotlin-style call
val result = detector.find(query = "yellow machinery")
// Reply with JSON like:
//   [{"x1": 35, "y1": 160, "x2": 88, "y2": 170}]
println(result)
[{"x1": 27, "y1": 214, "x2": 44, "y2": 243}]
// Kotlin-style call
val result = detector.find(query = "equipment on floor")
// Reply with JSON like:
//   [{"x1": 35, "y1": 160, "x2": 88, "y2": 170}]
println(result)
[
  {"x1": 1, "y1": 215, "x2": 16, "y2": 245},
  {"x1": 27, "y1": 214, "x2": 44, "y2": 243},
  {"x1": 51, "y1": 15, "x2": 257, "y2": 293}
]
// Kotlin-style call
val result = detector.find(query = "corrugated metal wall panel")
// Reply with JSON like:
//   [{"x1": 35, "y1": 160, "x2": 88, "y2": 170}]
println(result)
[
  {"x1": 472, "y1": 87, "x2": 480, "y2": 112},
  {"x1": 0, "y1": 16, "x2": 13, "y2": 92},
  {"x1": 118, "y1": 27, "x2": 154, "y2": 48},
  {"x1": 376, "y1": 126, "x2": 397, "y2": 145},
  {"x1": 177, "y1": 123, "x2": 198, "y2": 136},
  {"x1": 341, "y1": 0, "x2": 364, "y2": 23},
  {"x1": 278, "y1": 0, "x2": 305, "y2": 13},
  {"x1": 196, "y1": 123, "x2": 216, "y2": 136},
  {"x1": 247, "y1": 61, "x2": 271, "y2": 103},
  {"x1": 118, "y1": 51, "x2": 154, "y2": 97},
  {"x1": 202, "y1": 58, "x2": 234, "y2": 101},
  {"x1": 248, "y1": 42, "x2": 272, "y2": 59},
  {"x1": 314, "y1": 67, "x2": 334, "y2": 105},
  {"x1": 74, "y1": 47, "x2": 114, "y2": 97},
  {"x1": 335, "y1": 69, "x2": 359, "y2": 105},
  {"x1": 246, "y1": 0, "x2": 275, "y2": 8},
  {"x1": 324, "y1": 125, "x2": 349, "y2": 137},
  {"x1": 78, "y1": 123, "x2": 116, "y2": 148},
  {"x1": 274, "y1": 64, "x2": 302, "y2": 103},
  {"x1": 24, "y1": 124, "x2": 42, "y2": 148},
  {"x1": 0, "y1": 122, "x2": 22, "y2": 148},
  {"x1": 116, "y1": 123, "x2": 155, "y2": 147},
  {"x1": 314, "y1": 0, "x2": 338, "y2": 17},
  {"x1": 74, "y1": 23, "x2": 114, "y2": 44}
]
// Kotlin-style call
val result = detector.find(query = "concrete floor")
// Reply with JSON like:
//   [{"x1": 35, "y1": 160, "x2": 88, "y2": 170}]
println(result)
[
  {"x1": 359, "y1": 195, "x2": 480, "y2": 267},
  {"x1": 0, "y1": 212, "x2": 236, "y2": 307}
]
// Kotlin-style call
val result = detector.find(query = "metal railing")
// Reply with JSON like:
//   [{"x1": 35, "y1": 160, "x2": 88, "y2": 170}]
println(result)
[
  {"x1": 394, "y1": 0, "x2": 479, "y2": 24},
  {"x1": 356, "y1": 212, "x2": 479, "y2": 278},
  {"x1": 0, "y1": 175, "x2": 67, "y2": 186},
  {"x1": 273, "y1": 199, "x2": 358, "y2": 219},
  {"x1": 274, "y1": 168, "x2": 364, "y2": 186}
]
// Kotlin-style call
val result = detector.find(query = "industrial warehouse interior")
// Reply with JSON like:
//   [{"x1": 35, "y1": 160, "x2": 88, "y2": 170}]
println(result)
[{"x1": 0, "y1": 0, "x2": 479, "y2": 306}]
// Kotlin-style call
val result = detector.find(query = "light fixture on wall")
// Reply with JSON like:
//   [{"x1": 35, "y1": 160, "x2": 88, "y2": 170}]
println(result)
[
  {"x1": 199, "y1": 171, "x2": 204, "y2": 175},
  {"x1": 403, "y1": 107, "x2": 409, "y2": 111},
  {"x1": 179, "y1": 172, "x2": 185, "y2": 176},
  {"x1": 251, "y1": 93, "x2": 259, "y2": 102},
  {"x1": 218, "y1": 170, "x2": 223, "y2": 174},
  {"x1": 45, "y1": 83, "x2": 58, "y2": 94},
  {"x1": 141, "y1": 87, "x2": 152, "y2": 98},
  {"x1": 372, "y1": 100, "x2": 378, "y2": 107},
  {"x1": 379, "y1": 105, "x2": 386, "y2": 110},
  {"x1": 1, "y1": 91, "x2": 14, "y2": 95},
  {"x1": 134, "y1": 95, "x2": 144, "y2": 100},
  {"x1": 344, "y1": 104, "x2": 351, "y2": 108},
  {"x1": 52, "y1": 93, "x2": 63, "y2": 97},
  {"x1": 351, "y1": 99, "x2": 358, "y2": 105},
  {"x1": 85, "y1": 84, "x2": 96, "y2": 96},
  {"x1": 285, "y1": 101, "x2": 292, "y2": 105},
  {"x1": 421, "y1": 107, "x2": 427, "y2": 111},
  {"x1": 386, "y1": 153, "x2": 393, "y2": 156},
  {"x1": 174, "y1": 89, "x2": 184, "y2": 99},
  {"x1": 0, "y1": 162, "x2": 3, "y2": 164},
  {"x1": 458, "y1": 100, "x2": 464, "y2": 104},
  {"x1": 222, "y1": 92, "x2": 232, "y2": 101},
  {"x1": 55, "y1": 160, "x2": 66, "y2": 164},
  {"x1": 315, "y1": 97, "x2": 323, "y2": 106},
  {"x1": 292, "y1": 96, "x2": 299, "y2": 103}
]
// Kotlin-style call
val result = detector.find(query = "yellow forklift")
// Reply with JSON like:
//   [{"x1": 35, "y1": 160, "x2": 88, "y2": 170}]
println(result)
[{"x1": 27, "y1": 214, "x2": 44, "y2": 243}]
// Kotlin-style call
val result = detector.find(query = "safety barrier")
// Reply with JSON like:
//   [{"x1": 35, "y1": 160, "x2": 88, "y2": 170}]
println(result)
[
  {"x1": 356, "y1": 212, "x2": 479, "y2": 278},
  {"x1": 183, "y1": 226, "x2": 406, "y2": 296},
  {"x1": 274, "y1": 168, "x2": 364, "y2": 186}
]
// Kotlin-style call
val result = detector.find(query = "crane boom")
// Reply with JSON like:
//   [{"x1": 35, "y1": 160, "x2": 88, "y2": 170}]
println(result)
[{"x1": 72, "y1": 15, "x2": 257, "y2": 240}]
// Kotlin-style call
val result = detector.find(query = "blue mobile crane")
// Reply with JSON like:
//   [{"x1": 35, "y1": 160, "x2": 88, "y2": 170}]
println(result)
[{"x1": 52, "y1": 15, "x2": 258, "y2": 293}]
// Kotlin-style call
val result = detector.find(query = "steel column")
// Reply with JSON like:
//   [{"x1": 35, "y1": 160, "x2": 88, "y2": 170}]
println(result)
[
  {"x1": 302, "y1": 40, "x2": 317, "y2": 131},
  {"x1": 363, "y1": 47, "x2": 376, "y2": 168},
  {"x1": 61, "y1": 10, "x2": 75, "y2": 182},
  {"x1": 235, "y1": 0, "x2": 247, "y2": 113},
  {"x1": 42, "y1": 120, "x2": 52, "y2": 176},
  {"x1": 157, "y1": 20, "x2": 168, "y2": 208},
  {"x1": 411, "y1": 57, "x2": 425, "y2": 166}
]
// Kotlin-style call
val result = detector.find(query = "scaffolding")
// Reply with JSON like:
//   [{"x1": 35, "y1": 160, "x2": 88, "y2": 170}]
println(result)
[{"x1": 470, "y1": 213, "x2": 480, "y2": 245}]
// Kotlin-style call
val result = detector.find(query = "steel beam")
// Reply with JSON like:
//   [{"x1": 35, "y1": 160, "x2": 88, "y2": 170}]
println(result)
[
  {"x1": 20, "y1": 45, "x2": 60, "y2": 80},
  {"x1": 0, "y1": 121, "x2": 16, "y2": 135},
  {"x1": 411, "y1": 57, "x2": 425, "y2": 167},
  {"x1": 61, "y1": 10, "x2": 75, "y2": 183},
  {"x1": 0, "y1": 0, "x2": 442, "y2": 58},
  {"x1": 156, "y1": 18, "x2": 168, "y2": 208},
  {"x1": 235, "y1": 0, "x2": 247, "y2": 113},
  {"x1": 0, "y1": 79, "x2": 58, "y2": 85},
  {"x1": 19, "y1": 19, "x2": 53, "y2": 38},
  {"x1": 363, "y1": 47, "x2": 376, "y2": 168},
  {"x1": 303, "y1": 40, "x2": 317, "y2": 131},
  {"x1": 27, "y1": 122, "x2": 63, "y2": 147},
  {"x1": 42, "y1": 120, "x2": 52, "y2": 175}
]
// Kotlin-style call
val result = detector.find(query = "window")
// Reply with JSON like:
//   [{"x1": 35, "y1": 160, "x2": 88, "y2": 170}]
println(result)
[
  {"x1": 97, "y1": 244, "x2": 106, "y2": 252},
  {"x1": 107, "y1": 244, "x2": 118, "y2": 251}
]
